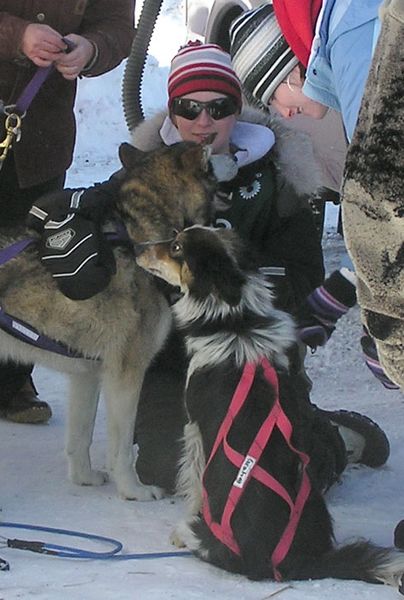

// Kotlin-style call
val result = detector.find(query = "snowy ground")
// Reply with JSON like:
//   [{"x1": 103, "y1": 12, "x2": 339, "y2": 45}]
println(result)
[{"x1": 1, "y1": 1, "x2": 404, "y2": 598}]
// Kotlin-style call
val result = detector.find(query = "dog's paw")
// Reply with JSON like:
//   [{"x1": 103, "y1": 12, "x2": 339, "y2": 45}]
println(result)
[
  {"x1": 117, "y1": 474, "x2": 165, "y2": 501},
  {"x1": 70, "y1": 468, "x2": 108, "y2": 487},
  {"x1": 169, "y1": 528, "x2": 186, "y2": 548},
  {"x1": 210, "y1": 154, "x2": 238, "y2": 182},
  {"x1": 131, "y1": 483, "x2": 165, "y2": 501}
]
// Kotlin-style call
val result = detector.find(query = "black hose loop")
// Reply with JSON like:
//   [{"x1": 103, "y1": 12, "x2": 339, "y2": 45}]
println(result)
[{"x1": 122, "y1": 0, "x2": 165, "y2": 131}]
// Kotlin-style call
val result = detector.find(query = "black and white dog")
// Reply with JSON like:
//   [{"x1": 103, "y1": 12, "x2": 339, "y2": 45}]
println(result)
[{"x1": 136, "y1": 225, "x2": 404, "y2": 587}]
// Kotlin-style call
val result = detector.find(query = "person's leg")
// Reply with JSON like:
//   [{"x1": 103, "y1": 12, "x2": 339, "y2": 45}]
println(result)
[
  {"x1": 134, "y1": 329, "x2": 188, "y2": 494},
  {"x1": 299, "y1": 397, "x2": 390, "y2": 493},
  {"x1": 289, "y1": 345, "x2": 390, "y2": 493},
  {"x1": 342, "y1": 0, "x2": 404, "y2": 389},
  {"x1": 0, "y1": 362, "x2": 35, "y2": 402},
  {"x1": 0, "y1": 152, "x2": 65, "y2": 422},
  {"x1": 0, "y1": 363, "x2": 52, "y2": 423}
]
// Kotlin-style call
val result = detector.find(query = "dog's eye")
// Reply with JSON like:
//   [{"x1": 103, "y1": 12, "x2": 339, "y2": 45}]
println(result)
[{"x1": 170, "y1": 241, "x2": 182, "y2": 256}]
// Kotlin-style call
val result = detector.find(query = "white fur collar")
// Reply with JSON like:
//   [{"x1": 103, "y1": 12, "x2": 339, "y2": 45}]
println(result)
[
  {"x1": 131, "y1": 108, "x2": 323, "y2": 198},
  {"x1": 173, "y1": 274, "x2": 295, "y2": 378},
  {"x1": 160, "y1": 116, "x2": 275, "y2": 168}
]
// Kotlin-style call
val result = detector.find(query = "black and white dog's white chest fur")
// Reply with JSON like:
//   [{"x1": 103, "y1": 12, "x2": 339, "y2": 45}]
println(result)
[{"x1": 135, "y1": 225, "x2": 404, "y2": 587}]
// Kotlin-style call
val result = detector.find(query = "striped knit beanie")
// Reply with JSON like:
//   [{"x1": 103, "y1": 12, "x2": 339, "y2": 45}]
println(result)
[
  {"x1": 229, "y1": 4, "x2": 298, "y2": 107},
  {"x1": 168, "y1": 41, "x2": 242, "y2": 109}
]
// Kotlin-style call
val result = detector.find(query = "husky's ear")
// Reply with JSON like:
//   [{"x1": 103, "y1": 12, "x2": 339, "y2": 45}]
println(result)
[
  {"x1": 180, "y1": 142, "x2": 212, "y2": 173},
  {"x1": 179, "y1": 143, "x2": 237, "y2": 182},
  {"x1": 201, "y1": 143, "x2": 213, "y2": 172},
  {"x1": 119, "y1": 142, "x2": 146, "y2": 169}
]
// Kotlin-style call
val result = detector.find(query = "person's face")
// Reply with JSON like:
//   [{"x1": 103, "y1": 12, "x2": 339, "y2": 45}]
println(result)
[
  {"x1": 270, "y1": 65, "x2": 328, "y2": 119},
  {"x1": 171, "y1": 91, "x2": 238, "y2": 153}
]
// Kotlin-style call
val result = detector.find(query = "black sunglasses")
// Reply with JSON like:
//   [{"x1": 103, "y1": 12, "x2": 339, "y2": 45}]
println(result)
[{"x1": 171, "y1": 97, "x2": 238, "y2": 121}]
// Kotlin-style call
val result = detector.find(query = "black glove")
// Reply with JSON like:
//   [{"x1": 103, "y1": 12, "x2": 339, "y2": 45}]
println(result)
[
  {"x1": 27, "y1": 182, "x2": 118, "y2": 301},
  {"x1": 297, "y1": 269, "x2": 357, "y2": 349}
]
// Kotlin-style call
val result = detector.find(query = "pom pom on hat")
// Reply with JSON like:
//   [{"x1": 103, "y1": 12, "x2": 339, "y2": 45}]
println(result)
[{"x1": 168, "y1": 41, "x2": 242, "y2": 109}]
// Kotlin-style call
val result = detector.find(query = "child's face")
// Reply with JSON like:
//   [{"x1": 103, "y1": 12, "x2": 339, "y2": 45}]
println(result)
[
  {"x1": 172, "y1": 91, "x2": 238, "y2": 154},
  {"x1": 270, "y1": 65, "x2": 328, "y2": 119}
]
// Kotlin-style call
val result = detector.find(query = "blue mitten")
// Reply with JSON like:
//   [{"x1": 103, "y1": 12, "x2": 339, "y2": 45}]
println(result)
[
  {"x1": 360, "y1": 329, "x2": 400, "y2": 390},
  {"x1": 298, "y1": 268, "x2": 357, "y2": 349}
]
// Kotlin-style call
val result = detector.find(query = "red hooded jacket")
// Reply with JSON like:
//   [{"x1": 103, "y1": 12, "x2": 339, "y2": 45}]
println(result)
[{"x1": 273, "y1": 0, "x2": 322, "y2": 66}]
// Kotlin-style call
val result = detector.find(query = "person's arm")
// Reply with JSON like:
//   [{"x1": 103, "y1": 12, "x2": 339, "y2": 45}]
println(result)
[
  {"x1": 263, "y1": 205, "x2": 325, "y2": 314},
  {"x1": 0, "y1": 13, "x2": 29, "y2": 60},
  {"x1": 72, "y1": 0, "x2": 135, "y2": 77}
]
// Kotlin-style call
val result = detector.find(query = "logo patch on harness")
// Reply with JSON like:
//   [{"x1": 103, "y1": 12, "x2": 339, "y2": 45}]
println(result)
[
  {"x1": 46, "y1": 229, "x2": 75, "y2": 250},
  {"x1": 233, "y1": 455, "x2": 256, "y2": 488}
]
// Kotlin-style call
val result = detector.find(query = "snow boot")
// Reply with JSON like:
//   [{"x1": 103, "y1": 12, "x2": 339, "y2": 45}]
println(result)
[
  {"x1": 0, "y1": 381, "x2": 52, "y2": 424},
  {"x1": 316, "y1": 409, "x2": 390, "y2": 467}
]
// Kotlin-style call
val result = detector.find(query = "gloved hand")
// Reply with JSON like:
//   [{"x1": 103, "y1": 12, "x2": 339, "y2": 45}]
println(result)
[
  {"x1": 26, "y1": 181, "x2": 119, "y2": 300},
  {"x1": 27, "y1": 177, "x2": 119, "y2": 228},
  {"x1": 360, "y1": 329, "x2": 400, "y2": 390},
  {"x1": 297, "y1": 269, "x2": 357, "y2": 349}
]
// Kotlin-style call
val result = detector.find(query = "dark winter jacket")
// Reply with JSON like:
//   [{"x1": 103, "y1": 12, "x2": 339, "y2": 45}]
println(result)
[
  {"x1": 131, "y1": 109, "x2": 325, "y2": 316},
  {"x1": 0, "y1": 0, "x2": 135, "y2": 188}
]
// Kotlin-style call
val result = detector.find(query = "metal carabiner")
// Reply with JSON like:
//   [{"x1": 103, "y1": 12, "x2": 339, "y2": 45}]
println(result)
[{"x1": 0, "y1": 112, "x2": 22, "y2": 165}]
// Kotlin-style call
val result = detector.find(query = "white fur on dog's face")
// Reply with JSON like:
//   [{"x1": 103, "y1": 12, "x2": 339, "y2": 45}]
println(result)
[
  {"x1": 136, "y1": 226, "x2": 245, "y2": 303},
  {"x1": 135, "y1": 237, "x2": 194, "y2": 292}
]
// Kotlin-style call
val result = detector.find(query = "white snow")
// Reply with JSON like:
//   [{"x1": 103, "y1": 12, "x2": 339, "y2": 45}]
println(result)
[{"x1": 0, "y1": 2, "x2": 403, "y2": 599}]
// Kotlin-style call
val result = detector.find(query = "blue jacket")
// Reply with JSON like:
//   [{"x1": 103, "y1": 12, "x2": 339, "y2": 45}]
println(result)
[{"x1": 303, "y1": 0, "x2": 382, "y2": 140}]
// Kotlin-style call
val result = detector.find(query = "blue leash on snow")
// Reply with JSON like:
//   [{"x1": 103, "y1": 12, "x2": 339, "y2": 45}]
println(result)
[{"x1": 0, "y1": 521, "x2": 191, "y2": 566}]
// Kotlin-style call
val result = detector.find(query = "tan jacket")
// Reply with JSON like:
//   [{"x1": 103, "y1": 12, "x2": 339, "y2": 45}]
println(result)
[
  {"x1": 342, "y1": 0, "x2": 404, "y2": 389},
  {"x1": 0, "y1": 0, "x2": 135, "y2": 187}
]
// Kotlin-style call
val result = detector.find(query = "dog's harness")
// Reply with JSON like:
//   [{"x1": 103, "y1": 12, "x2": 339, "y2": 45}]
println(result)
[
  {"x1": 0, "y1": 224, "x2": 129, "y2": 360},
  {"x1": 202, "y1": 358, "x2": 311, "y2": 581},
  {"x1": 0, "y1": 239, "x2": 89, "y2": 359}
]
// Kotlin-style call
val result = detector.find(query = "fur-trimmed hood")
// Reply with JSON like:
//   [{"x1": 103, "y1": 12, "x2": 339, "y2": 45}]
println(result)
[{"x1": 130, "y1": 106, "x2": 323, "y2": 198}]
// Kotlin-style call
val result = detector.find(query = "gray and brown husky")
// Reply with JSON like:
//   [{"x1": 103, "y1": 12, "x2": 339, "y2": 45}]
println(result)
[{"x1": 0, "y1": 142, "x2": 237, "y2": 500}]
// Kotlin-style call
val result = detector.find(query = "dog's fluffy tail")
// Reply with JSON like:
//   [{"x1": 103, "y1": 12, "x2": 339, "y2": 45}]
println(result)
[{"x1": 287, "y1": 541, "x2": 404, "y2": 587}]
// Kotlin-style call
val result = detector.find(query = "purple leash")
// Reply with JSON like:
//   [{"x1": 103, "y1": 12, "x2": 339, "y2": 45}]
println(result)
[
  {"x1": 0, "y1": 238, "x2": 34, "y2": 263},
  {"x1": 0, "y1": 38, "x2": 76, "y2": 166},
  {"x1": 14, "y1": 38, "x2": 76, "y2": 115},
  {"x1": 14, "y1": 66, "x2": 53, "y2": 115},
  {"x1": 0, "y1": 238, "x2": 92, "y2": 359}
]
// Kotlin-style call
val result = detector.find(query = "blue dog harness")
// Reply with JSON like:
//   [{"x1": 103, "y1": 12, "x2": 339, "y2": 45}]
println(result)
[{"x1": 0, "y1": 239, "x2": 90, "y2": 359}]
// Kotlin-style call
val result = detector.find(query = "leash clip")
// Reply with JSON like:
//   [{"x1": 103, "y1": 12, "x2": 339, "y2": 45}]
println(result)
[{"x1": 0, "y1": 112, "x2": 22, "y2": 164}]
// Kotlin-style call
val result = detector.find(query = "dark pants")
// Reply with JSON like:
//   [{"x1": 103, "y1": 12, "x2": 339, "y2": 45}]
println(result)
[{"x1": 0, "y1": 152, "x2": 65, "y2": 406}]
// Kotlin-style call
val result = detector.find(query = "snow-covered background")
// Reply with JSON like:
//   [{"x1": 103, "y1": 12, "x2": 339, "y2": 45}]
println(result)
[{"x1": 1, "y1": 1, "x2": 403, "y2": 598}]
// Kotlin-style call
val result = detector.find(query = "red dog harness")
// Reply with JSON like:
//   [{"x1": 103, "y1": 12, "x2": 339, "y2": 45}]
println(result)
[{"x1": 201, "y1": 358, "x2": 311, "y2": 581}]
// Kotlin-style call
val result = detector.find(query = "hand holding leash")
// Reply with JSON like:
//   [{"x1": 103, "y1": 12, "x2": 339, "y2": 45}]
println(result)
[
  {"x1": 55, "y1": 34, "x2": 96, "y2": 79},
  {"x1": 0, "y1": 35, "x2": 76, "y2": 171},
  {"x1": 21, "y1": 23, "x2": 68, "y2": 67}
]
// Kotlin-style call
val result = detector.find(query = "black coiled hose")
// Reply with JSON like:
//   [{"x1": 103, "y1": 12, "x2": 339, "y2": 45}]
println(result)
[{"x1": 122, "y1": 0, "x2": 165, "y2": 131}]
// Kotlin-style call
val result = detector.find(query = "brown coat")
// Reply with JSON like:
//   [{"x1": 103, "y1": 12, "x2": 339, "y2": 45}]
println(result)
[{"x1": 0, "y1": 0, "x2": 135, "y2": 188}]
